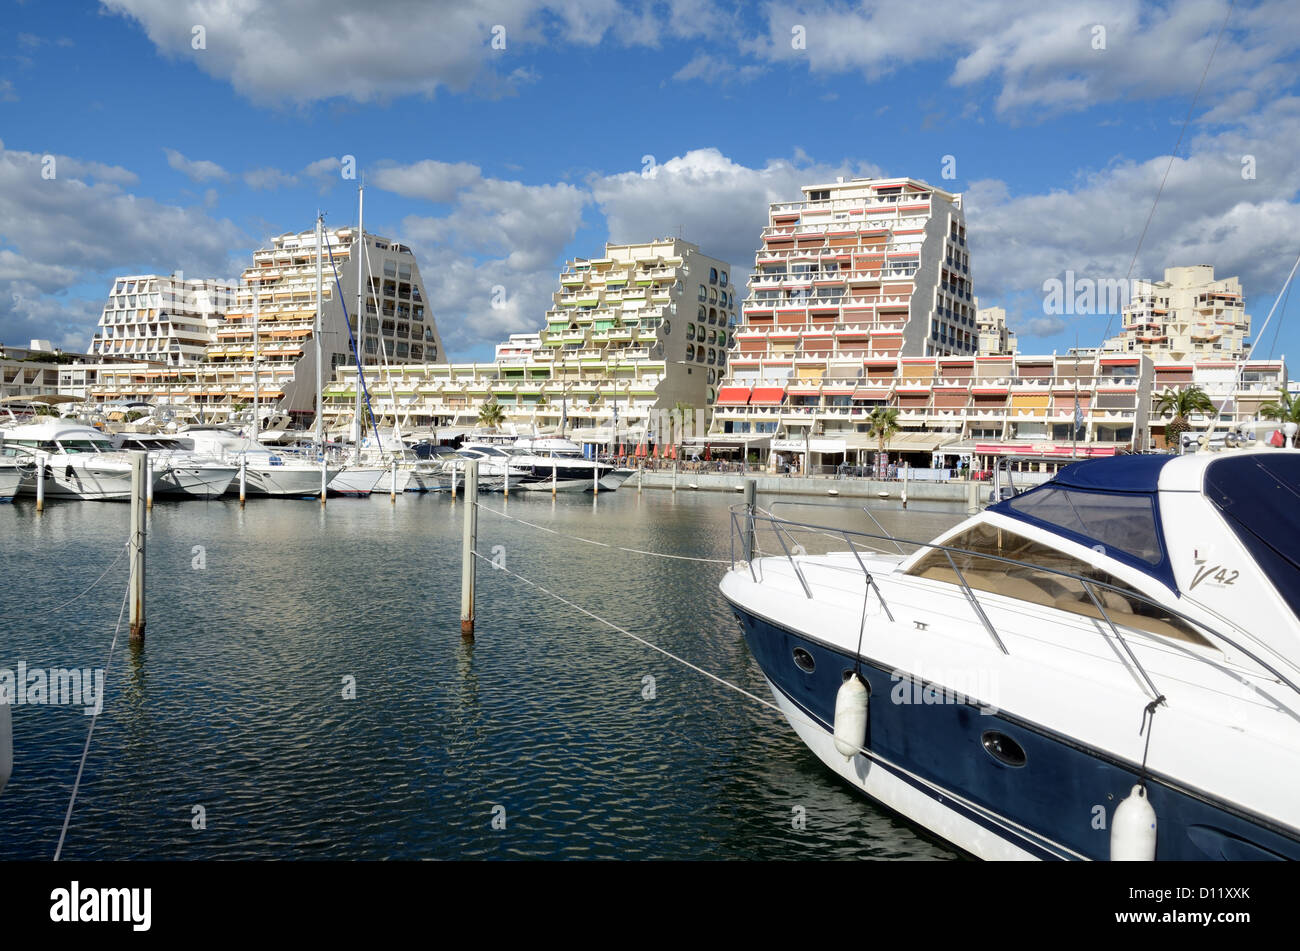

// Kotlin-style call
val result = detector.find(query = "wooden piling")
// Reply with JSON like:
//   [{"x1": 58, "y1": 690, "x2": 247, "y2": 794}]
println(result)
[
  {"x1": 129, "y1": 452, "x2": 147, "y2": 641},
  {"x1": 460, "y1": 459, "x2": 478, "y2": 639}
]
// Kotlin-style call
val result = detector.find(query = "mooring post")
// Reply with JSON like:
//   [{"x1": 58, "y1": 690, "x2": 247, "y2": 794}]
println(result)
[
  {"x1": 901, "y1": 462, "x2": 909, "y2": 510},
  {"x1": 320, "y1": 456, "x2": 328, "y2": 507},
  {"x1": 0, "y1": 683, "x2": 11, "y2": 797},
  {"x1": 391, "y1": 458, "x2": 397, "y2": 504},
  {"x1": 672, "y1": 459, "x2": 678, "y2": 493},
  {"x1": 503, "y1": 461, "x2": 509, "y2": 500},
  {"x1": 145, "y1": 453, "x2": 154, "y2": 510},
  {"x1": 637, "y1": 464, "x2": 643, "y2": 495},
  {"x1": 551, "y1": 460, "x2": 557, "y2": 498},
  {"x1": 129, "y1": 451, "x2": 147, "y2": 641},
  {"x1": 451, "y1": 461, "x2": 458, "y2": 500},
  {"x1": 593, "y1": 458, "x2": 599, "y2": 496},
  {"x1": 743, "y1": 479, "x2": 756, "y2": 562},
  {"x1": 460, "y1": 459, "x2": 479, "y2": 639},
  {"x1": 35, "y1": 458, "x2": 45, "y2": 513},
  {"x1": 967, "y1": 478, "x2": 979, "y2": 515},
  {"x1": 238, "y1": 455, "x2": 247, "y2": 506}
]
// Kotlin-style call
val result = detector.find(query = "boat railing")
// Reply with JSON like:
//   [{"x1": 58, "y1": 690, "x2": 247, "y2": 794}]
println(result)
[{"x1": 728, "y1": 503, "x2": 1300, "y2": 703}]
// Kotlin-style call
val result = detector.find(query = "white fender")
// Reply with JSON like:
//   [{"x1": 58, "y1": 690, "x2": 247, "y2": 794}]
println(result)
[
  {"x1": 833, "y1": 673, "x2": 869, "y2": 759},
  {"x1": 1110, "y1": 784, "x2": 1157, "y2": 860}
]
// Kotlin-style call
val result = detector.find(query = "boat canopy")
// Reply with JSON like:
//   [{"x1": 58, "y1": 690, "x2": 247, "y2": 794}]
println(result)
[
  {"x1": 989, "y1": 455, "x2": 1177, "y2": 591},
  {"x1": 1204, "y1": 454, "x2": 1300, "y2": 621}
]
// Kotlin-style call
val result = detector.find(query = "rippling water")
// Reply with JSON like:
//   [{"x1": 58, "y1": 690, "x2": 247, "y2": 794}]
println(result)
[{"x1": 0, "y1": 487, "x2": 963, "y2": 860}]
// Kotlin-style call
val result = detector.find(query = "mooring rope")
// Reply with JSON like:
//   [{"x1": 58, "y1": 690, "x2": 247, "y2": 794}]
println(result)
[
  {"x1": 475, "y1": 503, "x2": 731, "y2": 564},
  {"x1": 471, "y1": 549, "x2": 1089, "y2": 860},
  {"x1": 53, "y1": 575, "x2": 130, "y2": 861},
  {"x1": 0, "y1": 541, "x2": 129, "y2": 620}
]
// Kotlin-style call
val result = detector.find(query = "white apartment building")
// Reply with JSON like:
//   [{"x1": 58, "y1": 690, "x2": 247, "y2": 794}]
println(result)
[
  {"x1": 90, "y1": 225, "x2": 446, "y2": 420},
  {"x1": 1102, "y1": 265, "x2": 1250, "y2": 360},
  {"x1": 90, "y1": 273, "x2": 234, "y2": 366},
  {"x1": 744, "y1": 176, "x2": 974, "y2": 367},
  {"x1": 322, "y1": 237, "x2": 735, "y2": 441},
  {"x1": 975, "y1": 302, "x2": 1017, "y2": 356}
]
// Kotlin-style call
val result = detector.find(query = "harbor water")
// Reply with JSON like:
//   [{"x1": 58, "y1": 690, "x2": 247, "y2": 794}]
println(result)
[{"x1": 0, "y1": 489, "x2": 964, "y2": 860}]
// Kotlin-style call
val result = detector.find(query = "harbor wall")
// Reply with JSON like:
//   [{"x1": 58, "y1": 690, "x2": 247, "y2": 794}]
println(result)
[{"x1": 636, "y1": 471, "x2": 978, "y2": 503}]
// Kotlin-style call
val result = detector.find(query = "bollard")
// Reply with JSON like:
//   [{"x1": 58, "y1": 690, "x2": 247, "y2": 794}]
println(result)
[
  {"x1": 460, "y1": 459, "x2": 479, "y2": 639},
  {"x1": 238, "y1": 455, "x2": 247, "y2": 506},
  {"x1": 35, "y1": 458, "x2": 45, "y2": 513},
  {"x1": 743, "y1": 479, "x2": 756, "y2": 562},
  {"x1": 129, "y1": 452, "x2": 147, "y2": 641},
  {"x1": 145, "y1": 453, "x2": 154, "y2": 510}
]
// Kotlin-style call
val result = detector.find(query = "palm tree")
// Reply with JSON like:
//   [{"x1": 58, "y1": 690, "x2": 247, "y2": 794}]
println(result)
[
  {"x1": 866, "y1": 407, "x2": 900, "y2": 477},
  {"x1": 1153, "y1": 385, "x2": 1214, "y2": 448},
  {"x1": 477, "y1": 399, "x2": 506, "y2": 431},
  {"x1": 1260, "y1": 390, "x2": 1300, "y2": 446}
]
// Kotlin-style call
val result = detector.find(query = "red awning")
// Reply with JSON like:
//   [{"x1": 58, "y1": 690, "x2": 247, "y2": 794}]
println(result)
[
  {"x1": 716, "y1": 386, "x2": 751, "y2": 406},
  {"x1": 750, "y1": 386, "x2": 786, "y2": 406}
]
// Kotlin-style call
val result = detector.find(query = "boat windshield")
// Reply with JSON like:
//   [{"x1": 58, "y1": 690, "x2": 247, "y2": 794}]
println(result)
[
  {"x1": 1000, "y1": 486, "x2": 1165, "y2": 566},
  {"x1": 907, "y1": 521, "x2": 1210, "y2": 646},
  {"x1": 56, "y1": 440, "x2": 107, "y2": 454},
  {"x1": 1205, "y1": 454, "x2": 1300, "y2": 621}
]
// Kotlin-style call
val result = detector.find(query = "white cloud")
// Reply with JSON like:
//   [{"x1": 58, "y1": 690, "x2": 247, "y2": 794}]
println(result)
[
  {"x1": 591, "y1": 147, "x2": 882, "y2": 282},
  {"x1": 102, "y1": 0, "x2": 730, "y2": 104},
  {"x1": 371, "y1": 160, "x2": 482, "y2": 202},
  {"x1": 672, "y1": 52, "x2": 764, "y2": 85},
  {"x1": 397, "y1": 176, "x2": 588, "y2": 354},
  {"x1": 0, "y1": 143, "x2": 246, "y2": 350},
  {"x1": 0, "y1": 80, "x2": 17, "y2": 103},
  {"x1": 966, "y1": 95, "x2": 1300, "y2": 344},
  {"x1": 163, "y1": 147, "x2": 230, "y2": 183},
  {"x1": 243, "y1": 166, "x2": 299, "y2": 190},
  {"x1": 746, "y1": 0, "x2": 1300, "y2": 119}
]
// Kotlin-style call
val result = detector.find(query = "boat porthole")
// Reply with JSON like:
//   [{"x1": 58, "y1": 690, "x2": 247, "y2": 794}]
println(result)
[
  {"x1": 792, "y1": 647, "x2": 816, "y2": 673},
  {"x1": 841, "y1": 668, "x2": 857, "y2": 683},
  {"x1": 981, "y1": 731, "x2": 1026, "y2": 768}
]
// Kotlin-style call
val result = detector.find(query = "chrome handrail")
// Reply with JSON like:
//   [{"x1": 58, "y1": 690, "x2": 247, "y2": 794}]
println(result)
[{"x1": 728, "y1": 503, "x2": 1300, "y2": 702}]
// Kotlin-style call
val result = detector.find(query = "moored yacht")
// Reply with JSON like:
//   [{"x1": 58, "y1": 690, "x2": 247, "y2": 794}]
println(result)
[
  {"x1": 110, "y1": 433, "x2": 238, "y2": 499},
  {"x1": 721, "y1": 449, "x2": 1300, "y2": 860},
  {"x1": 181, "y1": 426, "x2": 338, "y2": 498},
  {"x1": 0, "y1": 421, "x2": 135, "y2": 500}
]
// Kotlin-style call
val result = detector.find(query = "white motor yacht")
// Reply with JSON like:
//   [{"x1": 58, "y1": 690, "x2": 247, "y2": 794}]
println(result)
[
  {"x1": 181, "y1": 427, "x2": 338, "y2": 498},
  {"x1": 110, "y1": 434, "x2": 238, "y2": 499},
  {"x1": 721, "y1": 448, "x2": 1300, "y2": 860},
  {"x1": 0, "y1": 421, "x2": 135, "y2": 500}
]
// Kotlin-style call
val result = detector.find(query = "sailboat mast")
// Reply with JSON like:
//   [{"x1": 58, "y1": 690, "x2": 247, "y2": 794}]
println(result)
[
  {"x1": 315, "y1": 213, "x2": 325, "y2": 449},
  {"x1": 355, "y1": 186, "x2": 364, "y2": 463}
]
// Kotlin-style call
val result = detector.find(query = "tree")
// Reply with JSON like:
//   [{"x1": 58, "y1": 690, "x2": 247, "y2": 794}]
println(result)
[
  {"x1": 1153, "y1": 385, "x2": 1214, "y2": 448},
  {"x1": 866, "y1": 406, "x2": 900, "y2": 476},
  {"x1": 477, "y1": 399, "x2": 506, "y2": 431},
  {"x1": 1260, "y1": 390, "x2": 1300, "y2": 447}
]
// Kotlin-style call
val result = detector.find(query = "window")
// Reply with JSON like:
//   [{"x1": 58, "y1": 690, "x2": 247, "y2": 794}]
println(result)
[
  {"x1": 721, "y1": 271, "x2": 728, "y2": 285},
  {"x1": 907, "y1": 522, "x2": 1209, "y2": 646},
  {"x1": 686, "y1": 344, "x2": 695, "y2": 361},
  {"x1": 710, "y1": 268, "x2": 718, "y2": 284},
  {"x1": 698, "y1": 285, "x2": 707, "y2": 301}
]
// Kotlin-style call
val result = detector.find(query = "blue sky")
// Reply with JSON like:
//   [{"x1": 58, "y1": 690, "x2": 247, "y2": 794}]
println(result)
[{"x1": 2, "y1": 0, "x2": 1299, "y2": 364}]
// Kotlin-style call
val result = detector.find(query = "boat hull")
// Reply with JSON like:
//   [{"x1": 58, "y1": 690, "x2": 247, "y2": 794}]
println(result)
[
  {"x1": 729, "y1": 602, "x2": 1300, "y2": 861},
  {"x1": 242, "y1": 464, "x2": 338, "y2": 498},
  {"x1": 328, "y1": 467, "x2": 385, "y2": 497},
  {"x1": 154, "y1": 463, "x2": 238, "y2": 499},
  {"x1": 0, "y1": 465, "x2": 21, "y2": 501},
  {"x1": 17, "y1": 458, "x2": 134, "y2": 500}
]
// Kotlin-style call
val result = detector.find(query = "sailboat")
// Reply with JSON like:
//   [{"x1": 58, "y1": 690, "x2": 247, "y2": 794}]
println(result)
[{"x1": 322, "y1": 196, "x2": 385, "y2": 497}]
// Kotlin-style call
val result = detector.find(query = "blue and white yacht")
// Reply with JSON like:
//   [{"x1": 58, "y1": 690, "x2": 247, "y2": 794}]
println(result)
[{"x1": 721, "y1": 448, "x2": 1300, "y2": 860}]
